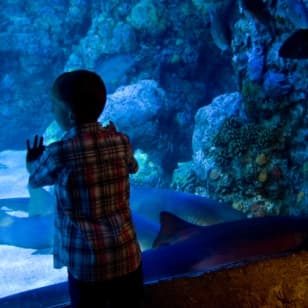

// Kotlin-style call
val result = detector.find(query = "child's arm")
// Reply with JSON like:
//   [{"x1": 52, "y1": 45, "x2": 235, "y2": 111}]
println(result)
[
  {"x1": 128, "y1": 144, "x2": 138, "y2": 174},
  {"x1": 107, "y1": 121, "x2": 138, "y2": 174},
  {"x1": 26, "y1": 135, "x2": 59, "y2": 188}
]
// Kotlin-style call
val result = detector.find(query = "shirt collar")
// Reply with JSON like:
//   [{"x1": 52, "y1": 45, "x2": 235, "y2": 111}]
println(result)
[{"x1": 63, "y1": 122, "x2": 104, "y2": 139}]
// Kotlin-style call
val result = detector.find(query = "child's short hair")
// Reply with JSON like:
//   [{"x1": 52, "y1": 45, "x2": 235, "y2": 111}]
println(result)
[{"x1": 52, "y1": 70, "x2": 107, "y2": 122}]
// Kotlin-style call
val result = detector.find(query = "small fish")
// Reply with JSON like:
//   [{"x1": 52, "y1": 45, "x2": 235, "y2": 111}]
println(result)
[
  {"x1": 279, "y1": 29, "x2": 308, "y2": 59},
  {"x1": 209, "y1": 7, "x2": 232, "y2": 52},
  {"x1": 240, "y1": 0, "x2": 275, "y2": 35},
  {"x1": 208, "y1": 0, "x2": 238, "y2": 52}
]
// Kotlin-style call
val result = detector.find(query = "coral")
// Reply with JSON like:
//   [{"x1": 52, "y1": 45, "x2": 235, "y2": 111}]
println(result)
[
  {"x1": 256, "y1": 126, "x2": 281, "y2": 149},
  {"x1": 208, "y1": 168, "x2": 221, "y2": 181},
  {"x1": 263, "y1": 71, "x2": 292, "y2": 97},
  {"x1": 296, "y1": 191, "x2": 305, "y2": 204},
  {"x1": 130, "y1": 149, "x2": 162, "y2": 187},
  {"x1": 127, "y1": 0, "x2": 166, "y2": 35},
  {"x1": 247, "y1": 45, "x2": 265, "y2": 82},
  {"x1": 249, "y1": 201, "x2": 268, "y2": 217},
  {"x1": 171, "y1": 161, "x2": 198, "y2": 193},
  {"x1": 255, "y1": 153, "x2": 268, "y2": 166},
  {"x1": 270, "y1": 166, "x2": 283, "y2": 180},
  {"x1": 258, "y1": 170, "x2": 268, "y2": 183},
  {"x1": 303, "y1": 161, "x2": 308, "y2": 177},
  {"x1": 212, "y1": 116, "x2": 281, "y2": 168},
  {"x1": 241, "y1": 80, "x2": 263, "y2": 100},
  {"x1": 232, "y1": 200, "x2": 244, "y2": 211}
]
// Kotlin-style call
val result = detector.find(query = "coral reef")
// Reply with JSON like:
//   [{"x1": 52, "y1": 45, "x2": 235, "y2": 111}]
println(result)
[{"x1": 0, "y1": 0, "x2": 307, "y2": 216}]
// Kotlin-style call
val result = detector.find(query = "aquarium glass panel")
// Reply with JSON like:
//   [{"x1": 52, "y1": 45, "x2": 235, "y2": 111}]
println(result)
[{"x1": 0, "y1": 0, "x2": 307, "y2": 305}]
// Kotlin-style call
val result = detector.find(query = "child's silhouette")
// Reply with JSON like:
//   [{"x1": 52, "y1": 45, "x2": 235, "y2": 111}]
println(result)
[{"x1": 26, "y1": 70, "x2": 143, "y2": 308}]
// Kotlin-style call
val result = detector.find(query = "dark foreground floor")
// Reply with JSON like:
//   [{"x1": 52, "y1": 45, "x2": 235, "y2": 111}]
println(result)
[
  {"x1": 143, "y1": 250, "x2": 308, "y2": 308},
  {"x1": 62, "y1": 250, "x2": 308, "y2": 308},
  {"x1": 1, "y1": 250, "x2": 308, "y2": 307}
]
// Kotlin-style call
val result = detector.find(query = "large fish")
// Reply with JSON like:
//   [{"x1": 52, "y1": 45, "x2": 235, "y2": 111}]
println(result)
[
  {"x1": 0, "y1": 207, "x2": 159, "y2": 251},
  {"x1": 209, "y1": 6, "x2": 232, "y2": 52},
  {"x1": 279, "y1": 29, "x2": 308, "y2": 59},
  {"x1": 1, "y1": 212, "x2": 307, "y2": 307},
  {"x1": 142, "y1": 212, "x2": 308, "y2": 283},
  {"x1": 0, "y1": 188, "x2": 55, "y2": 249},
  {"x1": 0, "y1": 185, "x2": 244, "y2": 250},
  {"x1": 0, "y1": 211, "x2": 54, "y2": 249},
  {"x1": 130, "y1": 185, "x2": 245, "y2": 227}
]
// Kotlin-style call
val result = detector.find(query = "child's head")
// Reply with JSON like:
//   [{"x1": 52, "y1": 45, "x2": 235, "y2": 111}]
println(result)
[{"x1": 51, "y1": 70, "x2": 107, "y2": 129}]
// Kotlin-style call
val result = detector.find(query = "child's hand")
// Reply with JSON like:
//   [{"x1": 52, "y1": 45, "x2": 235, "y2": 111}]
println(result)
[
  {"x1": 26, "y1": 135, "x2": 45, "y2": 163},
  {"x1": 106, "y1": 121, "x2": 116, "y2": 131}
]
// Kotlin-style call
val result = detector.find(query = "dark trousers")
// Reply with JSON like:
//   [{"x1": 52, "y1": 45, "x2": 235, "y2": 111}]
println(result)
[{"x1": 68, "y1": 265, "x2": 144, "y2": 308}]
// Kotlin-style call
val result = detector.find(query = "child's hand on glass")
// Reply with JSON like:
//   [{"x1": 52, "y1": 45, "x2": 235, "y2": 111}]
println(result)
[{"x1": 26, "y1": 135, "x2": 45, "y2": 163}]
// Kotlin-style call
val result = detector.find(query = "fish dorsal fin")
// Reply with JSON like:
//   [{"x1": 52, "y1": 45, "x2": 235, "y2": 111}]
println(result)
[{"x1": 152, "y1": 211, "x2": 199, "y2": 248}]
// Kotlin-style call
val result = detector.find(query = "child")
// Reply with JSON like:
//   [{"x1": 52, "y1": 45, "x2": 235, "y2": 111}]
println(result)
[{"x1": 26, "y1": 70, "x2": 144, "y2": 308}]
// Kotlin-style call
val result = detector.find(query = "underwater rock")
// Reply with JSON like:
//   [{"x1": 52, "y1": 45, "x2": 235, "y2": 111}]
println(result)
[
  {"x1": 94, "y1": 53, "x2": 137, "y2": 93},
  {"x1": 100, "y1": 80, "x2": 166, "y2": 151},
  {"x1": 130, "y1": 149, "x2": 164, "y2": 187},
  {"x1": 239, "y1": 0, "x2": 276, "y2": 36},
  {"x1": 65, "y1": 16, "x2": 137, "y2": 71},
  {"x1": 171, "y1": 161, "x2": 198, "y2": 193},
  {"x1": 192, "y1": 92, "x2": 245, "y2": 181},
  {"x1": 246, "y1": 45, "x2": 265, "y2": 82},
  {"x1": 44, "y1": 79, "x2": 167, "y2": 158},
  {"x1": 44, "y1": 78, "x2": 177, "y2": 186},
  {"x1": 263, "y1": 71, "x2": 292, "y2": 97},
  {"x1": 127, "y1": 0, "x2": 167, "y2": 36},
  {"x1": 285, "y1": 0, "x2": 308, "y2": 29}
]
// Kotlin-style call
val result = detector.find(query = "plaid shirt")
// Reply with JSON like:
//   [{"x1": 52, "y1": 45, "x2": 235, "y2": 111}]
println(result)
[{"x1": 27, "y1": 122, "x2": 141, "y2": 281}]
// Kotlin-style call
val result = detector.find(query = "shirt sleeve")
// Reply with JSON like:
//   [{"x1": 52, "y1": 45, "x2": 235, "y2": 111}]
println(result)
[
  {"x1": 128, "y1": 146, "x2": 138, "y2": 174},
  {"x1": 125, "y1": 137, "x2": 138, "y2": 174},
  {"x1": 110, "y1": 123, "x2": 138, "y2": 175}
]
